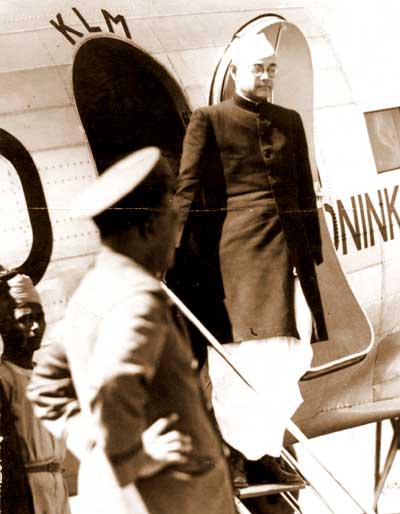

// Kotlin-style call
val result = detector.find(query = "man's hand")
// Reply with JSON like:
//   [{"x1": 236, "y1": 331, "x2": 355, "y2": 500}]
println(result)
[{"x1": 139, "y1": 413, "x2": 192, "y2": 478}]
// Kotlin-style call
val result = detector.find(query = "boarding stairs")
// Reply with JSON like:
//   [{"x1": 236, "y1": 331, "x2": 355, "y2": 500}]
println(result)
[
  {"x1": 373, "y1": 417, "x2": 400, "y2": 512},
  {"x1": 161, "y1": 282, "x2": 378, "y2": 514},
  {"x1": 235, "y1": 478, "x2": 307, "y2": 514}
]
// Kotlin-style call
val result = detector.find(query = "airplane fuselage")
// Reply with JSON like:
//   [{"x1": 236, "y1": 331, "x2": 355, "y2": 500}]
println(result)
[{"x1": 0, "y1": 0, "x2": 400, "y2": 440}]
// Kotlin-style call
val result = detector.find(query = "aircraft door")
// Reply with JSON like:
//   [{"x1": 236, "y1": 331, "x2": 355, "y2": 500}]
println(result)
[
  {"x1": 210, "y1": 15, "x2": 318, "y2": 182},
  {"x1": 208, "y1": 16, "x2": 374, "y2": 378},
  {"x1": 72, "y1": 35, "x2": 191, "y2": 176}
]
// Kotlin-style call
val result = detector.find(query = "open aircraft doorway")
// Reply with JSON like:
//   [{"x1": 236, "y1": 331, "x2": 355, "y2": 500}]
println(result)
[
  {"x1": 73, "y1": 35, "x2": 190, "y2": 176},
  {"x1": 210, "y1": 14, "x2": 317, "y2": 179},
  {"x1": 209, "y1": 15, "x2": 375, "y2": 428}
]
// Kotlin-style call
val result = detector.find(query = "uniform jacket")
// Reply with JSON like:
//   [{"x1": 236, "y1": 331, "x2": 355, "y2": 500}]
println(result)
[
  {"x1": 1, "y1": 361, "x2": 70, "y2": 514},
  {"x1": 173, "y1": 95, "x2": 327, "y2": 342},
  {"x1": 28, "y1": 246, "x2": 235, "y2": 514},
  {"x1": 0, "y1": 376, "x2": 34, "y2": 514}
]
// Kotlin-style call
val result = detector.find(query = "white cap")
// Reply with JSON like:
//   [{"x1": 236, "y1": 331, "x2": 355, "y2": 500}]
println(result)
[
  {"x1": 231, "y1": 33, "x2": 275, "y2": 65},
  {"x1": 72, "y1": 147, "x2": 161, "y2": 219}
]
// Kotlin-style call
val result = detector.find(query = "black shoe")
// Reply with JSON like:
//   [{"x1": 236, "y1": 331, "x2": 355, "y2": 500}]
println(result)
[
  {"x1": 257, "y1": 455, "x2": 304, "y2": 485},
  {"x1": 232, "y1": 466, "x2": 248, "y2": 489},
  {"x1": 229, "y1": 449, "x2": 248, "y2": 489}
]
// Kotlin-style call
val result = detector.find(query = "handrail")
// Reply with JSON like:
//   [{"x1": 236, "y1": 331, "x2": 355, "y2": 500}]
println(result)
[{"x1": 161, "y1": 281, "x2": 377, "y2": 514}]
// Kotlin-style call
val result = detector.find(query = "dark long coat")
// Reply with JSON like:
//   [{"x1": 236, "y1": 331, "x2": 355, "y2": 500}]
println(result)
[
  {"x1": 0, "y1": 378, "x2": 34, "y2": 514},
  {"x1": 172, "y1": 95, "x2": 327, "y2": 347}
]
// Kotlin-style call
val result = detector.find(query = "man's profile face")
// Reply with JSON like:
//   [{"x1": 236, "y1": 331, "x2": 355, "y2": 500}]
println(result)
[
  {"x1": 0, "y1": 296, "x2": 45, "y2": 353},
  {"x1": 231, "y1": 55, "x2": 278, "y2": 102}
]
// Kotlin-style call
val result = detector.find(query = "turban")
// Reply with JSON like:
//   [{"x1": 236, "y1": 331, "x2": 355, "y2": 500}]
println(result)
[{"x1": 7, "y1": 274, "x2": 41, "y2": 306}]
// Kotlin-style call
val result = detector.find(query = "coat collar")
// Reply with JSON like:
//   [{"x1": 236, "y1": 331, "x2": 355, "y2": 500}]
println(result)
[
  {"x1": 95, "y1": 245, "x2": 158, "y2": 286},
  {"x1": 233, "y1": 93, "x2": 270, "y2": 114},
  {"x1": 94, "y1": 244, "x2": 174, "y2": 306}
]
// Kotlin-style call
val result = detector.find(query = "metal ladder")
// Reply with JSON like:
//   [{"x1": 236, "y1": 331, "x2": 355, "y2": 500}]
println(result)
[
  {"x1": 235, "y1": 479, "x2": 307, "y2": 514},
  {"x1": 233, "y1": 445, "x2": 343, "y2": 514},
  {"x1": 161, "y1": 282, "x2": 377, "y2": 514},
  {"x1": 373, "y1": 417, "x2": 400, "y2": 512}
]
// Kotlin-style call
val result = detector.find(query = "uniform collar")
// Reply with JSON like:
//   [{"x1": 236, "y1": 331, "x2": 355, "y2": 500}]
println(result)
[
  {"x1": 96, "y1": 245, "x2": 158, "y2": 284},
  {"x1": 233, "y1": 93, "x2": 270, "y2": 114}
]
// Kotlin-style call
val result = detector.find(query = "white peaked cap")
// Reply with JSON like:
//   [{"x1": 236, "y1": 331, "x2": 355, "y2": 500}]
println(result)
[
  {"x1": 72, "y1": 147, "x2": 161, "y2": 219},
  {"x1": 231, "y1": 33, "x2": 276, "y2": 65}
]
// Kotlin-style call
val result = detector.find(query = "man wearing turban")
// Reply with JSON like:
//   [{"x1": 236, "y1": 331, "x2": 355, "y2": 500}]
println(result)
[{"x1": 0, "y1": 270, "x2": 70, "y2": 514}]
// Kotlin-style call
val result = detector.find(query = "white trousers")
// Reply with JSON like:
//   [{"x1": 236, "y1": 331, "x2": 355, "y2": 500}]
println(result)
[{"x1": 207, "y1": 278, "x2": 313, "y2": 460}]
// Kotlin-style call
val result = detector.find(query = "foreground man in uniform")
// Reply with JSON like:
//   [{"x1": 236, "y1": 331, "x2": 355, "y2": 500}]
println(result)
[
  {"x1": 173, "y1": 33, "x2": 327, "y2": 487},
  {"x1": 28, "y1": 147, "x2": 236, "y2": 514},
  {"x1": 0, "y1": 271, "x2": 70, "y2": 514}
]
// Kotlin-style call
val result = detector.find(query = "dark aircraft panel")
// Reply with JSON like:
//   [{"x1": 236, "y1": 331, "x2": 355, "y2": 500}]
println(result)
[{"x1": 73, "y1": 36, "x2": 189, "y2": 174}]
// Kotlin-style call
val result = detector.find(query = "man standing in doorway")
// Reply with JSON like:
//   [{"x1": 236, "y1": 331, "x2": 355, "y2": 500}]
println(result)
[{"x1": 173, "y1": 32, "x2": 327, "y2": 487}]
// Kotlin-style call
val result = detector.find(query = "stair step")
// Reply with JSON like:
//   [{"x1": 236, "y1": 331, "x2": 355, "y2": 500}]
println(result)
[{"x1": 237, "y1": 481, "x2": 306, "y2": 499}]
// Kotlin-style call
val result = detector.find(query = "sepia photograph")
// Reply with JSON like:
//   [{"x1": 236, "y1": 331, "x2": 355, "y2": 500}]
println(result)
[{"x1": 0, "y1": 1, "x2": 399, "y2": 513}]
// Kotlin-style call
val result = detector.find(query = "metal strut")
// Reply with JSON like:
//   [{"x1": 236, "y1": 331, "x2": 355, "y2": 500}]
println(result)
[
  {"x1": 161, "y1": 281, "x2": 377, "y2": 514},
  {"x1": 373, "y1": 418, "x2": 400, "y2": 511}
]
